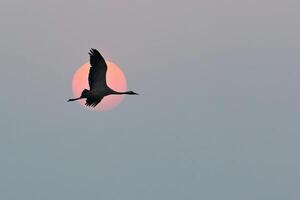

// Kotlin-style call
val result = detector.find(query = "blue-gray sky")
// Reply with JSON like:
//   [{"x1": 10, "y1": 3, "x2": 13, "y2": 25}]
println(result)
[{"x1": 1, "y1": 0, "x2": 300, "y2": 199}]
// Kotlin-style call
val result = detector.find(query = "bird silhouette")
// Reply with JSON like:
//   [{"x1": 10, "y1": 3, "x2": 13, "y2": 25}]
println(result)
[{"x1": 68, "y1": 48, "x2": 138, "y2": 107}]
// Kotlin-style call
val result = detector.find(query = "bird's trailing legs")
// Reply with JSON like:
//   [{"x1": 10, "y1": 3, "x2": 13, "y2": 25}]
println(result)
[{"x1": 67, "y1": 97, "x2": 83, "y2": 102}]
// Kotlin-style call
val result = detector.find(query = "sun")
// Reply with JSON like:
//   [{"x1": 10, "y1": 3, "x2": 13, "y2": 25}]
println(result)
[{"x1": 71, "y1": 61, "x2": 127, "y2": 112}]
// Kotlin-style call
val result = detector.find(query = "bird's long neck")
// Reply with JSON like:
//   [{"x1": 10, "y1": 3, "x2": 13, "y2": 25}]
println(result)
[{"x1": 112, "y1": 91, "x2": 132, "y2": 95}]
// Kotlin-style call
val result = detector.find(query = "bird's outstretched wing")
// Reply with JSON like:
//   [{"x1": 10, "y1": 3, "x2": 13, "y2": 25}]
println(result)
[
  {"x1": 88, "y1": 48, "x2": 108, "y2": 90},
  {"x1": 85, "y1": 97, "x2": 104, "y2": 107}
]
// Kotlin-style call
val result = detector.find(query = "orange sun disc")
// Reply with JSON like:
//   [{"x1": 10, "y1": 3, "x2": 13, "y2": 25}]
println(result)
[{"x1": 72, "y1": 61, "x2": 127, "y2": 112}]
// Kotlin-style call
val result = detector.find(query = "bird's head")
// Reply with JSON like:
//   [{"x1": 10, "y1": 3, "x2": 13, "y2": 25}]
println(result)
[{"x1": 128, "y1": 91, "x2": 139, "y2": 95}]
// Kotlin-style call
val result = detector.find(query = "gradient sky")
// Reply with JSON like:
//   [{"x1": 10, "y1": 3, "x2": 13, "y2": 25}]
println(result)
[{"x1": 1, "y1": 0, "x2": 300, "y2": 199}]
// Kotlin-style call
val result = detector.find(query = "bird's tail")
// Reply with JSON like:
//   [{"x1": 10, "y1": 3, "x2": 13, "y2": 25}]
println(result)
[
  {"x1": 68, "y1": 89, "x2": 89, "y2": 102},
  {"x1": 81, "y1": 89, "x2": 89, "y2": 97}
]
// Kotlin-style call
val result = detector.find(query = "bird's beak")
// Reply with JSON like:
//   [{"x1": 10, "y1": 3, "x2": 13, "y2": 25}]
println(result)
[{"x1": 133, "y1": 92, "x2": 139, "y2": 95}]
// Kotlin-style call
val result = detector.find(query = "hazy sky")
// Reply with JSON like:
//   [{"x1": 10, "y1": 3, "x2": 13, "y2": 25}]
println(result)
[{"x1": 1, "y1": 0, "x2": 300, "y2": 199}]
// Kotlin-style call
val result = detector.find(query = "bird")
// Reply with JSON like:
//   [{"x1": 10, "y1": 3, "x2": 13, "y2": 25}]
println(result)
[{"x1": 68, "y1": 48, "x2": 138, "y2": 107}]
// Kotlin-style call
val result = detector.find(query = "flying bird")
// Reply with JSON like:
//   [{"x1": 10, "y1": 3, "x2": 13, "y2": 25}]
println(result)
[{"x1": 68, "y1": 49, "x2": 138, "y2": 107}]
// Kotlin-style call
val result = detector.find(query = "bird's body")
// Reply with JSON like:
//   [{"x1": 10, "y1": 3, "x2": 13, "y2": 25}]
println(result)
[{"x1": 68, "y1": 48, "x2": 138, "y2": 107}]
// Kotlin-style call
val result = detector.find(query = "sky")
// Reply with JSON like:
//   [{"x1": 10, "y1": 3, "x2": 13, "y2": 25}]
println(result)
[{"x1": 0, "y1": 0, "x2": 300, "y2": 199}]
